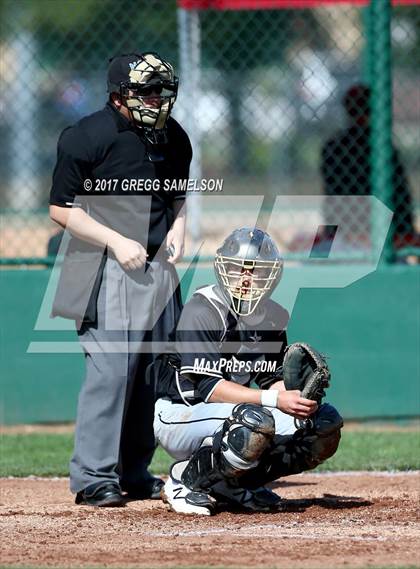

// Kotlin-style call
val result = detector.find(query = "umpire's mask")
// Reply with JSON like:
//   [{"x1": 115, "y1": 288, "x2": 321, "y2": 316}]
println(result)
[{"x1": 108, "y1": 52, "x2": 178, "y2": 143}]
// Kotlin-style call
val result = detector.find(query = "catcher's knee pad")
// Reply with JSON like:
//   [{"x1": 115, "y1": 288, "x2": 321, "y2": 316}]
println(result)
[
  {"x1": 181, "y1": 404, "x2": 275, "y2": 491},
  {"x1": 240, "y1": 403, "x2": 343, "y2": 489},
  {"x1": 283, "y1": 403, "x2": 343, "y2": 472},
  {"x1": 216, "y1": 403, "x2": 276, "y2": 479},
  {"x1": 306, "y1": 403, "x2": 343, "y2": 466}
]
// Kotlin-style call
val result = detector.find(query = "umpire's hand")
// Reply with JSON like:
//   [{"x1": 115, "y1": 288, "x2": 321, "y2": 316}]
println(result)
[
  {"x1": 166, "y1": 227, "x2": 185, "y2": 265},
  {"x1": 109, "y1": 235, "x2": 148, "y2": 271}
]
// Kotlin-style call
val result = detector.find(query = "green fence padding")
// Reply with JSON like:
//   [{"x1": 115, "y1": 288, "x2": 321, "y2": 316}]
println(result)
[
  {"x1": 0, "y1": 265, "x2": 419, "y2": 424},
  {"x1": 286, "y1": 266, "x2": 420, "y2": 419},
  {"x1": 0, "y1": 270, "x2": 83, "y2": 424}
]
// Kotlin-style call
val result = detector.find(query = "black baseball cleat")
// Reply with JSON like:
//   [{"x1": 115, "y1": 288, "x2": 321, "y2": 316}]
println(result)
[
  {"x1": 211, "y1": 481, "x2": 283, "y2": 512},
  {"x1": 122, "y1": 477, "x2": 165, "y2": 500},
  {"x1": 75, "y1": 482, "x2": 125, "y2": 507}
]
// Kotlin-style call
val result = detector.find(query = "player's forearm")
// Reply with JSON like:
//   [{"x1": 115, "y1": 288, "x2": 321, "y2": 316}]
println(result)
[
  {"x1": 49, "y1": 205, "x2": 121, "y2": 249},
  {"x1": 208, "y1": 380, "x2": 263, "y2": 405},
  {"x1": 269, "y1": 380, "x2": 286, "y2": 392}
]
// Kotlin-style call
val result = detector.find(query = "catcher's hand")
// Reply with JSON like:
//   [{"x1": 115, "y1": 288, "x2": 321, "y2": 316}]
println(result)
[
  {"x1": 283, "y1": 342, "x2": 330, "y2": 404},
  {"x1": 276, "y1": 390, "x2": 318, "y2": 419}
]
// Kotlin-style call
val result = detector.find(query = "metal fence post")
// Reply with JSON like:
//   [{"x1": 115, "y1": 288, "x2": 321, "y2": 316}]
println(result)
[
  {"x1": 370, "y1": 0, "x2": 394, "y2": 264},
  {"x1": 177, "y1": 7, "x2": 202, "y2": 245},
  {"x1": 7, "y1": 1, "x2": 40, "y2": 210}
]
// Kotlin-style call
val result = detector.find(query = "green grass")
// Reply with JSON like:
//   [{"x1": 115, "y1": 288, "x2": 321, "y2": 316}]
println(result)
[
  {"x1": 316, "y1": 431, "x2": 420, "y2": 472},
  {"x1": 0, "y1": 430, "x2": 419, "y2": 478}
]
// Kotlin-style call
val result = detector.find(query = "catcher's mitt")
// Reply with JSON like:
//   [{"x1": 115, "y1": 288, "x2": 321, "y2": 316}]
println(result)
[{"x1": 283, "y1": 342, "x2": 330, "y2": 403}]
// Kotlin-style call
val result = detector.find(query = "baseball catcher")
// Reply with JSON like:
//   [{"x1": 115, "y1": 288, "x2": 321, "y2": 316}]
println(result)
[{"x1": 153, "y1": 228, "x2": 343, "y2": 515}]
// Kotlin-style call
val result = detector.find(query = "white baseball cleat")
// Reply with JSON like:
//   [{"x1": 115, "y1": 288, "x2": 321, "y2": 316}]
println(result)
[
  {"x1": 162, "y1": 461, "x2": 217, "y2": 516},
  {"x1": 211, "y1": 481, "x2": 282, "y2": 512}
]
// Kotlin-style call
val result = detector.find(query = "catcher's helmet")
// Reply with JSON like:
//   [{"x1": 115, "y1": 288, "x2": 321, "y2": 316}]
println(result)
[
  {"x1": 107, "y1": 52, "x2": 178, "y2": 142},
  {"x1": 214, "y1": 228, "x2": 283, "y2": 316}
]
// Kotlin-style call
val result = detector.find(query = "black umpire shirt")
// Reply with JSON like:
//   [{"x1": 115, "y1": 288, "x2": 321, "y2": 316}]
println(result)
[{"x1": 49, "y1": 102, "x2": 192, "y2": 322}]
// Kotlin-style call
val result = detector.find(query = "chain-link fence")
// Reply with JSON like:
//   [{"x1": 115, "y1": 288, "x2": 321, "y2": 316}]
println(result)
[{"x1": 0, "y1": 0, "x2": 419, "y2": 262}]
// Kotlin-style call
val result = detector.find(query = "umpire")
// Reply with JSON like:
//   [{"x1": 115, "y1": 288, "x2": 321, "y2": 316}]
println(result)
[{"x1": 49, "y1": 52, "x2": 192, "y2": 506}]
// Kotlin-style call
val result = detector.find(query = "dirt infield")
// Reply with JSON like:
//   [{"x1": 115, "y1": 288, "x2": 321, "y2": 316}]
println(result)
[{"x1": 1, "y1": 473, "x2": 419, "y2": 569}]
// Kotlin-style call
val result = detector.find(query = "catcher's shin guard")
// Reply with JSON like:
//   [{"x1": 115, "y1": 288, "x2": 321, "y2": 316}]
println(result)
[
  {"x1": 181, "y1": 403, "x2": 275, "y2": 491},
  {"x1": 216, "y1": 403, "x2": 276, "y2": 479},
  {"x1": 181, "y1": 440, "x2": 219, "y2": 492},
  {"x1": 241, "y1": 403, "x2": 343, "y2": 489}
]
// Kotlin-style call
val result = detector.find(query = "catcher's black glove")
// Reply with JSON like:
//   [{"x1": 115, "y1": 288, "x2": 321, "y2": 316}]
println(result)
[{"x1": 283, "y1": 342, "x2": 330, "y2": 404}]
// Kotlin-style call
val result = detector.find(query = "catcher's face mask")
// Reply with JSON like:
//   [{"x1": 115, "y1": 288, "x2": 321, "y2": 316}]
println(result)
[{"x1": 214, "y1": 228, "x2": 283, "y2": 316}]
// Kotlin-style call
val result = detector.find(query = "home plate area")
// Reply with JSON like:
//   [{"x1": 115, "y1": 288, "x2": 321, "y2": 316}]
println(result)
[{"x1": 1, "y1": 472, "x2": 418, "y2": 569}]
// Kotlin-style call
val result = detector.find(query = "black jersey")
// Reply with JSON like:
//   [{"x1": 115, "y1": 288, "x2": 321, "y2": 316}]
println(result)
[
  {"x1": 155, "y1": 285, "x2": 289, "y2": 405},
  {"x1": 49, "y1": 102, "x2": 192, "y2": 322},
  {"x1": 50, "y1": 102, "x2": 192, "y2": 253}
]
